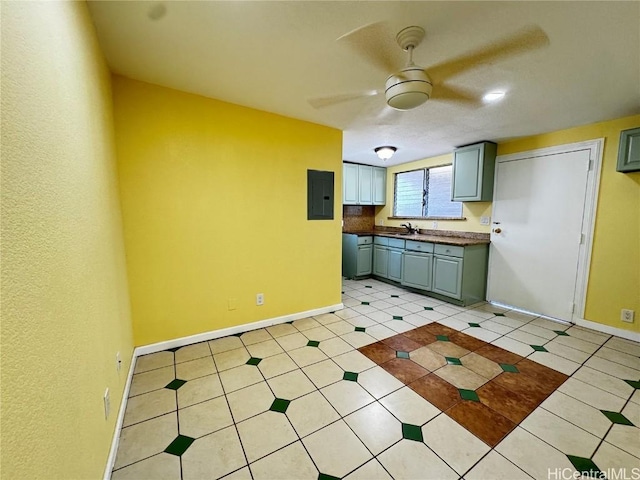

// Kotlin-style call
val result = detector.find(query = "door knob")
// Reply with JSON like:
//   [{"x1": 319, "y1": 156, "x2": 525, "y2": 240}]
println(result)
[{"x1": 493, "y1": 228, "x2": 502, "y2": 234}]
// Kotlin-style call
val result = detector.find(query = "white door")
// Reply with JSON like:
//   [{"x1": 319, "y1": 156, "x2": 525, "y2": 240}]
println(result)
[{"x1": 487, "y1": 147, "x2": 595, "y2": 322}]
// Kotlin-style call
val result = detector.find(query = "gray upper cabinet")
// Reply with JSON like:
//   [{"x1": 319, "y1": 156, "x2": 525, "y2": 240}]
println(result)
[
  {"x1": 358, "y1": 166, "x2": 373, "y2": 204},
  {"x1": 343, "y1": 163, "x2": 359, "y2": 204},
  {"x1": 373, "y1": 167, "x2": 387, "y2": 205},
  {"x1": 451, "y1": 142, "x2": 497, "y2": 202},
  {"x1": 343, "y1": 163, "x2": 386, "y2": 205},
  {"x1": 616, "y1": 127, "x2": 640, "y2": 172}
]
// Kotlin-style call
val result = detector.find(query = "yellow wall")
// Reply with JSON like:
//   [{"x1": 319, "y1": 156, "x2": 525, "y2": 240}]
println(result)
[
  {"x1": 112, "y1": 77, "x2": 343, "y2": 346},
  {"x1": 375, "y1": 153, "x2": 492, "y2": 233},
  {"x1": 0, "y1": 3, "x2": 134, "y2": 479},
  {"x1": 498, "y1": 115, "x2": 640, "y2": 332}
]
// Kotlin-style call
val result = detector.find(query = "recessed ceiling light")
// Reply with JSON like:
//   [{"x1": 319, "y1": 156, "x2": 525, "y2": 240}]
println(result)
[{"x1": 483, "y1": 91, "x2": 506, "y2": 102}]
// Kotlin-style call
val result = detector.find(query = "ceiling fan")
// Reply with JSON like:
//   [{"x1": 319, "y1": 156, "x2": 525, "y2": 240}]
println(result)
[{"x1": 308, "y1": 23, "x2": 549, "y2": 111}]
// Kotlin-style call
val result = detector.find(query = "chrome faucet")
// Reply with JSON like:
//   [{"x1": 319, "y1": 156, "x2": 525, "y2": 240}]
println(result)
[{"x1": 400, "y1": 222, "x2": 419, "y2": 234}]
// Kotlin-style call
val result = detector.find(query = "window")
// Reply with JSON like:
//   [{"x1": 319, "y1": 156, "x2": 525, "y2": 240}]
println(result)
[{"x1": 393, "y1": 165, "x2": 463, "y2": 218}]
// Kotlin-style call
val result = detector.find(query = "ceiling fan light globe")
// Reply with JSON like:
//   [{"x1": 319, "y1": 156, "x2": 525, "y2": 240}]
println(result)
[{"x1": 385, "y1": 68, "x2": 433, "y2": 110}]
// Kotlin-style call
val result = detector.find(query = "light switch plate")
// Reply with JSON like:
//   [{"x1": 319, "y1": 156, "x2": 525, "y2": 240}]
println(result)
[{"x1": 480, "y1": 216, "x2": 491, "y2": 226}]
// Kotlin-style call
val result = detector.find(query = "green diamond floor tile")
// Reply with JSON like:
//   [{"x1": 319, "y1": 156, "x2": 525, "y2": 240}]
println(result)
[
  {"x1": 566, "y1": 455, "x2": 602, "y2": 478},
  {"x1": 459, "y1": 389, "x2": 480, "y2": 402},
  {"x1": 530, "y1": 345, "x2": 548, "y2": 352},
  {"x1": 355, "y1": 327, "x2": 366, "y2": 332},
  {"x1": 494, "y1": 313, "x2": 505, "y2": 317},
  {"x1": 468, "y1": 322, "x2": 481, "y2": 327},
  {"x1": 396, "y1": 351, "x2": 410, "y2": 359},
  {"x1": 446, "y1": 357, "x2": 462, "y2": 366},
  {"x1": 393, "y1": 315, "x2": 403, "y2": 320},
  {"x1": 343, "y1": 371, "x2": 359, "y2": 382},
  {"x1": 164, "y1": 435, "x2": 195, "y2": 456},
  {"x1": 307, "y1": 340, "x2": 320, "y2": 347},
  {"x1": 554, "y1": 330, "x2": 569, "y2": 336},
  {"x1": 402, "y1": 423, "x2": 424, "y2": 442},
  {"x1": 500, "y1": 363, "x2": 519, "y2": 373},
  {"x1": 318, "y1": 474, "x2": 341, "y2": 480},
  {"x1": 424, "y1": 307, "x2": 433, "y2": 310},
  {"x1": 269, "y1": 398, "x2": 291, "y2": 414},
  {"x1": 436, "y1": 335, "x2": 450, "y2": 342},
  {"x1": 361, "y1": 301, "x2": 370, "y2": 305},
  {"x1": 246, "y1": 357, "x2": 262, "y2": 366},
  {"x1": 624, "y1": 380, "x2": 640, "y2": 389},
  {"x1": 601, "y1": 410, "x2": 634, "y2": 426},
  {"x1": 165, "y1": 379, "x2": 187, "y2": 390}
]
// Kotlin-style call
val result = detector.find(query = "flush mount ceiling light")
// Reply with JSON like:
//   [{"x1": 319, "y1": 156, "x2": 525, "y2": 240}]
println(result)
[
  {"x1": 375, "y1": 146, "x2": 397, "y2": 160},
  {"x1": 483, "y1": 91, "x2": 506, "y2": 102}
]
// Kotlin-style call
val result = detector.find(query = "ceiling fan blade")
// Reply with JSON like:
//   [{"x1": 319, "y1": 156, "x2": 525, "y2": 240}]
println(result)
[
  {"x1": 427, "y1": 25, "x2": 550, "y2": 84},
  {"x1": 431, "y1": 84, "x2": 478, "y2": 106},
  {"x1": 307, "y1": 90, "x2": 381, "y2": 109},
  {"x1": 337, "y1": 22, "x2": 399, "y2": 74}
]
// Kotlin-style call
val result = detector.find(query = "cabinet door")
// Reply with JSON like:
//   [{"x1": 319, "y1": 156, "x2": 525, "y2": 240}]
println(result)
[
  {"x1": 373, "y1": 245, "x2": 388, "y2": 278},
  {"x1": 432, "y1": 255, "x2": 463, "y2": 299},
  {"x1": 452, "y1": 142, "x2": 496, "y2": 202},
  {"x1": 373, "y1": 167, "x2": 387, "y2": 205},
  {"x1": 343, "y1": 163, "x2": 359, "y2": 205},
  {"x1": 358, "y1": 165, "x2": 373, "y2": 204},
  {"x1": 356, "y1": 244, "x2": 373, "y2": 276},
  {"x1": 388, "y1": 248, "x2": 403, "y2": 282},
  {"x1": 401, "y1": 252, "x2": 432, "y2": 290}
]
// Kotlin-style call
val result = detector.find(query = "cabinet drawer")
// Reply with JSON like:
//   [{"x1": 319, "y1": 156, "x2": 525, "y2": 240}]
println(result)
[
  {"x1": 434, "y1": 244, "x2": 464, "y2": 258},
  {"x1": 373, "y1": 236, "x2": 388, "y2": 246},
  {"x1": 357, "y1": 236, "x2": 373, "y2": 245},
  {"x1": 405, "y1": 240, "x2": 434, "y2": 253},
  {"x1": 388, "y1": 238, "x2": 405, "y2": 249}
]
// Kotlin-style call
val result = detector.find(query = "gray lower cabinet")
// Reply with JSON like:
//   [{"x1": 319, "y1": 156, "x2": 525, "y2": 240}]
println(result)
[
  {"x1": 432, "y1": 255, "x2": 463, "y2": 299},
  {"x1": 373, "y1": 245, "x2": 389, "y2": 277},
  {"x1": 388, "y1": 248, "x2": 403, "y2": 282},
  {"x1": 342, "y1": 234, "x2": 373, "y2": 278},
  {"x1": 433, "y1": 244, "x2": 488, "y2": 305},
  {"x1": 401, "y1": 251, "x2": 433, "y2": 291}
]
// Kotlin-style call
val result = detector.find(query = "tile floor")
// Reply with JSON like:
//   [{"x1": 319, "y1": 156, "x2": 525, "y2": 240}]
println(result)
[{"x1": 112, "y1": 278, "x2": 640, "y2": 480}]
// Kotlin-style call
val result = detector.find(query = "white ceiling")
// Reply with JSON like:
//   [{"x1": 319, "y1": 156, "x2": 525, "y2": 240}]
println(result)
[{"x1": 87, "y1": 1, "x2": 640, "y2": 167}]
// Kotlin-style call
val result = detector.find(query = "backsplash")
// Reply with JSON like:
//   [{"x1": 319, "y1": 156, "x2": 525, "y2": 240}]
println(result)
[{"x1": 342, "y1": 205, "x2": 375, "y2": 231}]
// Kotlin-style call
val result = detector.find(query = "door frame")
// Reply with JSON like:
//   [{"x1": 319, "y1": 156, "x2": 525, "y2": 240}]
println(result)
[{"x1": 488, "y1": 138, "x2": 604, "y2": 322}]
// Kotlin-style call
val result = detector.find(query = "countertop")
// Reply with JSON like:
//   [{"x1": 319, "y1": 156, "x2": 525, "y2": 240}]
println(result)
[{"x1": 342, "y1": 230, "x2": 490, "y2": 246}]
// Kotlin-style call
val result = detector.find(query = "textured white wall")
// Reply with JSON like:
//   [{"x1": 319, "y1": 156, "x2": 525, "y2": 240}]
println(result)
[{"x1": 1, "y1": 2, "x2": 134, "y2": 478}]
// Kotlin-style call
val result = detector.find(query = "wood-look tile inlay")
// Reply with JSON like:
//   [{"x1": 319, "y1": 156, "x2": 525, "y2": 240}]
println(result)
[
  {"x1": 358, "y1": 322, "x2": 569, "y2": 447},
  {"x1": 446, "y1": 400, "x2": 516, "y2": 447}
]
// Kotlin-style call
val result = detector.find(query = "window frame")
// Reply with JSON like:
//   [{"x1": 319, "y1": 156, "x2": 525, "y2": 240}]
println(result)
[{"x1": 392, "y1": 164, "x2": 465, "y2": 220}]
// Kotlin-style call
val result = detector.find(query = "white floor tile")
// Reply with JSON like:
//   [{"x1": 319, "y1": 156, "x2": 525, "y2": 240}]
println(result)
[
  {"x1": 303, "y1": 420, "x2": 373, "y2": 478},
  {"x1": 421, "y1": 414, "x2": 490, "y2": 475}
]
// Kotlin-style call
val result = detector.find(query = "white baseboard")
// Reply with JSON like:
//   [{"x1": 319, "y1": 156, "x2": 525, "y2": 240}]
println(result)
[
  {"x1": 135, "y1": 303, "x2": 344, "y2": 356},
  {"x1": 103, "y1": 302, "x2": 343, "y2": 478},
  {"x1": 574, "y1": 317, "x2": 640, "y2": 343},
  {"x1": 103, "y1": 349, "x2": 136, "y2": 480}
]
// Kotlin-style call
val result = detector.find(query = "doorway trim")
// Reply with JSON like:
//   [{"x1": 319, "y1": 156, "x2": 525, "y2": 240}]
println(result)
[{"x1": 491, "y1": 138, "x2": 604, "y2": 322}]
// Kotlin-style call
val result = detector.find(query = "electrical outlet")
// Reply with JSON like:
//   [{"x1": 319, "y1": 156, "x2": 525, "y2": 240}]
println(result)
[
  {"x1": 432, "y1": 221, "x2": 438, "y2": 229},
  {"x1": 621, "y1": 309, "x2": 635, "y2": 323},
  {"x1": 379, "y1": 219, "x2": 384, "y2": 226},
  {"x1": 103, "y1": 388, "x2": 110, "y2": 420},
  {"x1": 228, "y1": 298, "x2": 237, "y2": 311},
  {"x1": 256, "y1": 293, "x2": 264, "y2": 306},
  {"x1": 480, "y1": 216, "x2": 491, "y2": 226},
  {"x1": 116, "y1": 352, "x2": 122, "y2": 373}
]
